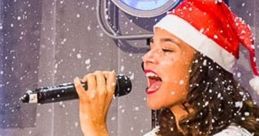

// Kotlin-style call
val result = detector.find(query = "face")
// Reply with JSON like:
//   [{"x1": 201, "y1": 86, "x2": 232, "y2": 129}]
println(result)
[{"x1": 142, "y1": 28, "x2": 196, "y2": 110}]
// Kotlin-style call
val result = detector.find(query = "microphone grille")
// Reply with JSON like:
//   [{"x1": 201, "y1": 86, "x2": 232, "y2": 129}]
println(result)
[{"x1": 115, "y1": 75, "x2": 132, "y2": 97}]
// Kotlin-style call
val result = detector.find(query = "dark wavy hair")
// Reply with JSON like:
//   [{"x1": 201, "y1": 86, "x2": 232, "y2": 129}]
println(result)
[{"x1": 156, "y1": 52, "x2": 259, "y2": 136}]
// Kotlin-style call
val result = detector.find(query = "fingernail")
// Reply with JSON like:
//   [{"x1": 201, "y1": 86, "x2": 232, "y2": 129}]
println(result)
[{"x1": 74, "y1": 77, "x2": 80, "y2": 85}]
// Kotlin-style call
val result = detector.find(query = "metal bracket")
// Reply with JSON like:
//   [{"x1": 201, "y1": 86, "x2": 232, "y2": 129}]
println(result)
[{"x1": 96, "y1": 0, "x2": 153, "y2": 40}]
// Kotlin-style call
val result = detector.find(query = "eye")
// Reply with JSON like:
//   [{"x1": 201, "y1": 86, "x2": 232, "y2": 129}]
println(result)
[{"x1": 162, "y1": 48, "x2": 173, "y2": 52}]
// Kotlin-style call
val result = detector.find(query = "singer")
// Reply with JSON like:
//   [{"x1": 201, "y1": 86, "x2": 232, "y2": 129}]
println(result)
[{"x1": 74, "y1": 0, "x2": 259, "y2": 136}]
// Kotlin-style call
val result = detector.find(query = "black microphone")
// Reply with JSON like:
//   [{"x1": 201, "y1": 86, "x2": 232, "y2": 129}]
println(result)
[{"x1": 20, "y1": 75, "x2": 132, "y2": 104}]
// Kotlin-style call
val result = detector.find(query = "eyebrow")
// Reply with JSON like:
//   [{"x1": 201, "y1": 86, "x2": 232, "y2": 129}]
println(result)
[
  {"x1": 160, "y1": 38, "x2": 181, "y2": 48},
  {"x1": 160, "y1": 38, "x2": 177, "y2": 43}
]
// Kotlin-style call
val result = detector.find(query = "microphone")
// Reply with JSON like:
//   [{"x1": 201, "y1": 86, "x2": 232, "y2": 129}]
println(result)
[{"x1": 20, "y1": 75, "x2": 132, "y2": 104}]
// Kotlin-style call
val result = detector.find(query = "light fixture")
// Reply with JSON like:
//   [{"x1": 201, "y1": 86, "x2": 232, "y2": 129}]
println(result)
[{"x1": 111, "y1": 0, "x2": 182, "y2": 18}]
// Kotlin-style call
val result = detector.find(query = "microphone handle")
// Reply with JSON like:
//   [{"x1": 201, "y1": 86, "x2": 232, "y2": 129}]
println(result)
[
  {"x1": 20, "y1": 75, "x2": 131, "y2": 104},
  {"x1": 37, "y1": 83, "x2": 80, "y2": 103}
]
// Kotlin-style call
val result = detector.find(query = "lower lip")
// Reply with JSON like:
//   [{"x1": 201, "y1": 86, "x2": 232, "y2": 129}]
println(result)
[{"x1": 146, "y1": 88, "x2": 159, "y2": 95}]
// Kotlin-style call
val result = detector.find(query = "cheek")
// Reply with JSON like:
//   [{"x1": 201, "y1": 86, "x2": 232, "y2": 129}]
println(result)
[
  {"x1": 163, "y1": 64, "x2": 190, "y2": 83},
  {"x1": 161, "y1": 63, "x2": 190, "y2": 99},
  {"x1": 162, "y1": 81, "x2": 189, "y2": 96},
  {"x1": 162, "y1": 82, "x2": 189, "y2": 105}
]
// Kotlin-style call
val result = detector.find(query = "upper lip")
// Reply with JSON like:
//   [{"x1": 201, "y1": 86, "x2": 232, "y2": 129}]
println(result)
[
  {"x1": 144, "y1": 69, "x2": 161, "y2": 79},
  {"x1": 144, "y1": 69, "x2": 158, "y2": 75}
]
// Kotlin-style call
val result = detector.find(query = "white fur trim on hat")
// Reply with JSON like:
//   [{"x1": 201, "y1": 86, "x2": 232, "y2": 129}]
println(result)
[
  {"x1": 154, "y1": 15, "x2": 236, "y2": 73},
  {"x1": 249, "y1": 76, "x2": 259, "y2": 94}
]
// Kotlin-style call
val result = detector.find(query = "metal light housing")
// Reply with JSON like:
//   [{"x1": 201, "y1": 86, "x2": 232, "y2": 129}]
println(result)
[{"x1": 111, "y1": 0, "x2": 182, "y2": 18}]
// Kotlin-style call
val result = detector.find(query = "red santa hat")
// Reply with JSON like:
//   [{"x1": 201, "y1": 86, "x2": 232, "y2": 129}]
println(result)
[{"x1": 154, "y1": 0, "x2": 259, "y2": 93}]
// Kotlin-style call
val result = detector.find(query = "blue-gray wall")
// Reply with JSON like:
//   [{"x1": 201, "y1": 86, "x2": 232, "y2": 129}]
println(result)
[{"x1": 0, "y1": 0, "x2": 258, "y2": 136}]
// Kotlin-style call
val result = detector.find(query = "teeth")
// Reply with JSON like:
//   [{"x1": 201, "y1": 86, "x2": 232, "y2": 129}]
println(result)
[{"x1": 146, "y1": 72, "x2": 159, "y2": 78}]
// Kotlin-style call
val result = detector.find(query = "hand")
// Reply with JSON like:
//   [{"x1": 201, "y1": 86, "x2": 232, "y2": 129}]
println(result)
[{"x1": 74, "y1": 71, "x2": 116, "y2": 136}]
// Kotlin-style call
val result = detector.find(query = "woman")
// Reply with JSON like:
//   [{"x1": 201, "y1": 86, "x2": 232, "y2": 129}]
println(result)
[{"x1": 74, "y1": 0, "x2": 259, "y2": 135}]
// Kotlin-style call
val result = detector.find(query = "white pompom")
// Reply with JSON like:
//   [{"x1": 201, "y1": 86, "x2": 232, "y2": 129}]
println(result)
[{"x1": 249, "y1": 76, "x2": 259, "y2": 94}]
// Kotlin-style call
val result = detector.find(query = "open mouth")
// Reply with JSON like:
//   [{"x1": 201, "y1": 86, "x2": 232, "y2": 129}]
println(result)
[{"x1": 145, "y1": 70, "x2": 162, "y2": 94}]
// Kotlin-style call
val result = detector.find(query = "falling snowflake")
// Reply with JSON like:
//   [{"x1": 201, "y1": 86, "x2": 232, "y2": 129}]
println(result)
[
  {"x1": 120, "y1": 66, "x2": 125, "y2": 72},
  {"x1": 76, "y1": 53, "x2": 82, "y2": 59},
  {"x1": 76, "y1": 13, "x2": 80, "y2": 18},
  {"x1": 17, "y1": 16, "x2": 21, "y2": 20}
]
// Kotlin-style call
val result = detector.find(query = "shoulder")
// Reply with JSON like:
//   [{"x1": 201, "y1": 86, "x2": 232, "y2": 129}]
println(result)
[
  {"x1": 143, "y1": 124, "x2": 253, "y2": 136},
  {"x1": 214, "y1": 124, "x2": 253, "y2": 136},
  {"x1": 143, "y1": 127, "x2": 159, "y2": 136}
]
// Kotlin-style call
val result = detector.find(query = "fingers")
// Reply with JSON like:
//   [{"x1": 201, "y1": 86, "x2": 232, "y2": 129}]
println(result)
[
  {"x1": 74, "y1": 71, "x2": 116, "y2": 129},
  {"x1": 95, "y1": 71, "x2": 107, "y2": 95},
  {"x1": 74, "y1": 77, "x2": 87, "y2": 100},
  {"x1": 84, "y1": 74, "x2": 97, "y2": 92},
  {"x1": 103, "y1": 71, "x2": 116, "y2": 95},
  {"x1": 78, "y1": 71, "x2": 116, "y2": 98},
  {"x1": 103, "y1": 71, "x2": 116, "y2": 112}
]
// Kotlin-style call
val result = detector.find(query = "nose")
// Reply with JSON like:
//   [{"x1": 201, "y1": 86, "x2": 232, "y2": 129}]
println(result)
[{"x1": 142, "y1": 49, "x2": 158, "y2": 64}]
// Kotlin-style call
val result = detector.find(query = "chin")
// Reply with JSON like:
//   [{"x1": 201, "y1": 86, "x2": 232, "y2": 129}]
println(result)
[{"x1": 146, "y1": 99, "x2": 163, "y2": 110}]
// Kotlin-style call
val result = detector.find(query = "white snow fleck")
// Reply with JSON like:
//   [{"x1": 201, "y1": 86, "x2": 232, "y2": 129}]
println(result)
[
  {"x1": 17, "y1": 16, "x2": 21, "y2": 20},
  {"x1": 76, "y1": 53, "x2": 82, "y2": 59},
  {"x1": 48, "y1": 109, "x2": 52, "y2": 112},
  {"x1": 129, "y1": 72, "x2": 134, "y2": 80},
  {"x1": 235, "y1": 101, "x2": 243, "y2": 108},
  {"x1": 217, "y1": 93, "x2": 221, "y2": 98},
  {"x1": 87, "y1": 25, "x2": 91, "y2": 31},
  {"x1": 213, "y1": 35, "x2": 218, "y2": 39},
  {"x1": 111, "y1": 116, "x2": 116, "y2": 121},
  {"x1": 75, "y1": 122, "x2": 79, "y2": 127},
  {"x1": 120, "y1": 66, "x2": 125, "y2": 72},
  {"x1": 244, "y1": 112, "x2": 250, "y2": 116},
  {"x1": 203, "y1": 60, "x2": 207, "y2": 66},
  {"x1": 76, "y1": 13, "x2": 80, "y2": 18},
  {"x1": 105, "y1": 15, "x2": 109, "y2": 19},
  {"x1": 36, "y1": 113, "x2": 41, "y2": 117},
  {"x1": 85, "y1": 59, "x2": 91, "y2": 64},
  {"x1": 237, "y1": 72, "x2": 241, "y2": 78},
  {"x1": 61, "y1": 38, "x2": 67, "y2": 44},
  {"x1": 204, "y1": 101, "x2": 209, "y2": 107},
  {"x1": 179, "y1": 80, "x2": 184, "y2": 85}
]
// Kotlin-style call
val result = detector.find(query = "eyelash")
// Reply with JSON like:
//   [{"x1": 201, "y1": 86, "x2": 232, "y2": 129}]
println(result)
[{"x1": 162, "y1": 49, "x2": 173, "y2": 52}]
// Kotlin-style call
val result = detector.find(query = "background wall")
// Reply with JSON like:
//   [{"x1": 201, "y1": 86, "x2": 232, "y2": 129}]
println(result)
[{"x1": 0, "y1": 0, "x2": 258, "y2": 136}]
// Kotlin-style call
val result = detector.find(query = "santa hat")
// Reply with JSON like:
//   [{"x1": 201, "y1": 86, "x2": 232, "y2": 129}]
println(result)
[{"x1": 154, "y1": 0, "x2": 259, "y2": 94}]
